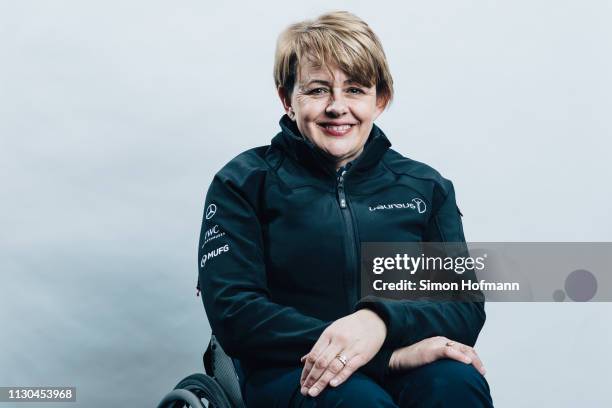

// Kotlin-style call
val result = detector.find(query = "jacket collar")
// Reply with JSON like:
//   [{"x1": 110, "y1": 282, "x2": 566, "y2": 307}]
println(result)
[{"x1": 271, "y1": 114, "x2": 391, "y2": 177}]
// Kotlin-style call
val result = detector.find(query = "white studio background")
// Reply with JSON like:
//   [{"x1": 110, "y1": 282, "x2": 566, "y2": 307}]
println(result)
[{"x1": 1, "y1": 1, "x2": 611, "y2": 407}]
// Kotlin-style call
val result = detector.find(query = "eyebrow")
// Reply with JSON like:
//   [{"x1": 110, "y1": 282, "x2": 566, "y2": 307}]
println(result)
[{"x1": 302, "y1": 79, "x2": 364, "y2": 87}]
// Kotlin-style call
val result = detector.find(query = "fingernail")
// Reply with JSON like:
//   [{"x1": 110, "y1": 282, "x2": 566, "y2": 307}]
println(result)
[
  {"x1": 330, "y1": 379, "x2": 338, "y2": 386},
  {"x1": 308, "y1": 387, "x2": 319, "y2": 397},
  {"x1": 301, "y1": 387, "x2": 308, "y2": 395}
]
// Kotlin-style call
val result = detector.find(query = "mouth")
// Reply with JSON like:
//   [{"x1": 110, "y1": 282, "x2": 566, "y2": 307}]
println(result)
[{"x1": 317, "y1": 123, "x2": 357, "y2": 137}]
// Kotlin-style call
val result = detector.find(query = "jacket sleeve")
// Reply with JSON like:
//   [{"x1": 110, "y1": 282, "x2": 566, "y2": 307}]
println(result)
[
  {"x1": 199, "y1": 172, "x2": 391, "y2": 380},
  {"x1": 354, "y1": 180, "x2": 486, "y2": 349},
  {"x1": 199, "y1": 173, "x2": 328, "y2": 366}
]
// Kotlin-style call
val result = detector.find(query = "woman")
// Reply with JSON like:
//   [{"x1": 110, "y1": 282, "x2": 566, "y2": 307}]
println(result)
[{"x1": 198, "y1": 10, "x2": 493, "y2": 407}]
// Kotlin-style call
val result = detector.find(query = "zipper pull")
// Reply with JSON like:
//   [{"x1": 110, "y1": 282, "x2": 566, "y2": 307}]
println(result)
[{"x1": 337, "y1": 170, "x2": 347, "y2": 208}]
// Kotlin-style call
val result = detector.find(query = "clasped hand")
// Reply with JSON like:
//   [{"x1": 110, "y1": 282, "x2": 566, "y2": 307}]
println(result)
[
  {"x1": 299, "y1": 309, "x2": 386, "y2": 397},
  {"x1": 300, "y1": 312, "x2": 486, "y2": 397}
]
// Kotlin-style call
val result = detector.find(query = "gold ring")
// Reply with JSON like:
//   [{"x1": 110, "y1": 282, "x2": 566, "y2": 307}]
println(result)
[{"x1": 335, "y1": 353, "x2": 348, "y2": 366}]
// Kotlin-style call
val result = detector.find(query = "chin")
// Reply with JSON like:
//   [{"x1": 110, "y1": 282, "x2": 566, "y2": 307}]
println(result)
[
  {"x1": 319, "y1": 140, "x2": 346, "y2": 153},
  {"x1": 326, "y1": 147, "x2": 355, "y2": 161}
]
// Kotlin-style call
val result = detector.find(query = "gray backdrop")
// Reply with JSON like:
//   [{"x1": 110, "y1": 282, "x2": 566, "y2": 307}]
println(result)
[{"x1": 1, "y1": 1, "x2": 611, "y2": 407}]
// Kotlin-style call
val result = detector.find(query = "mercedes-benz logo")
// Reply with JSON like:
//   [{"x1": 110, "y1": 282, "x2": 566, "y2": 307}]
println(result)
[{"x1": 205, "y1": 204, "x2": 217, "y2": 220}]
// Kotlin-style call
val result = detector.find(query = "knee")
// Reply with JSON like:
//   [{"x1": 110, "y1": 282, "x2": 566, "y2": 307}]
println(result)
[
  {"x1": 426, "y1": 359, "x2": 487, "y2": 391},
  {"x1": 311, "y1": 372, "x2": 397, "y2": 408},
  {"x1": 406, "y1": 360, "x2": 492, "y2": 407}
]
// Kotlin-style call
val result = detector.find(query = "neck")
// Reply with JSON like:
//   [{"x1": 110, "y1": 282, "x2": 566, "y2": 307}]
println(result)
[{"x1": 334, "y1": 147, "x2": 364, "y2": 170}]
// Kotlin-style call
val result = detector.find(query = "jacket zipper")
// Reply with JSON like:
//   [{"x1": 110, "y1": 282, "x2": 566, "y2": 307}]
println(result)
[{"x1": 336, "y1": 169, "x2": 360, "y2": 310}]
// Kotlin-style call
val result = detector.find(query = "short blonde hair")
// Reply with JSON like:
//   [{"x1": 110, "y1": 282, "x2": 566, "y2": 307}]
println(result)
[{"x1": 274, "y1": 11, "x2": 394, "y2": 107}]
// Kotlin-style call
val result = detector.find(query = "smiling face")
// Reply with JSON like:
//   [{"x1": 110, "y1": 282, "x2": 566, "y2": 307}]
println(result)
[{"x1": 279, "y1": 62, "x2": 386, "y2": 169}]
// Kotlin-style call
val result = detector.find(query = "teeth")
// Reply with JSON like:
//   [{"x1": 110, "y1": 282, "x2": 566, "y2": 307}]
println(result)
[{"x1": 325, "y1": 125, "x2": 352, "y2": 131}]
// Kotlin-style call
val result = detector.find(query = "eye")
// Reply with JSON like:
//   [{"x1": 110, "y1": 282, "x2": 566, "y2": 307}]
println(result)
[
  {"x1": 307, "y1": 87, "x2": 328, "y2": 95},
  {"x1": 347, "y1": 87, "x2": 365, "y2": 94}
]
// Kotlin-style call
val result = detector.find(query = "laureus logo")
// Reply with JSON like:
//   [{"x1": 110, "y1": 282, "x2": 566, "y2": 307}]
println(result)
[{"x1": 369, "y1": 198, "x2": 427, "y2": 214}]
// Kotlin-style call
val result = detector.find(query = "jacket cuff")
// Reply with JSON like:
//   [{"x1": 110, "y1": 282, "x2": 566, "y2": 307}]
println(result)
[
  {"x1": 354, "y1": 296, "x2": 405, "y2": 348},
  {"x1": 359, "y1": 346, "x2": 393, "y2": 384}
]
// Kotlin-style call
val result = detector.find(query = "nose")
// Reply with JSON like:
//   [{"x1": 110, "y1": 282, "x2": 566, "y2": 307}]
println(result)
[{"x1": 325, "y1": 90, "x2": 348, "y2": 117}]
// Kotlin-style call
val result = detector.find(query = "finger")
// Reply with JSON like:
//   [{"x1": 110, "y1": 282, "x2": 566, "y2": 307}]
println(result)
[
  {"x1": 329, "y1": 350, "x2": 365, "y2": 388},
  {"x1": 300, "y1": 354, "x2": 313, "y2": 387},
  {"x1": 302, "y1": 342, "x2": 342, "y2": 390},
  {"x1": 300, "y1": 335, "x2": 331, "y2": 387},
  {"x1": 442, "y1": 344, "x2": 472, "y2": 365},
  {"x1": 307, "y1": 356, "x2": 347, "y2": 397},
  {"x1": 302, "y1": 342, "x2": 343, "y2": 394},
  {"x1": 301, "y1": 344, "x2": 331, "y2": 391},
  {"x1": 300, "y1": 355, "x2": 316, "y2": 388},
  {"x1": 301, "y1": 344, "x2": 333, "y2": 388},
  {"x1": 461, "y1": 346, "x2": 486, "y2": 376}
]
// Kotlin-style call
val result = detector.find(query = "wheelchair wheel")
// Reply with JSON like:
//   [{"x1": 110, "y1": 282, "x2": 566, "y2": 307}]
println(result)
[{"x1": 173, "y1": 373, "x2": 232, "y2": 408}]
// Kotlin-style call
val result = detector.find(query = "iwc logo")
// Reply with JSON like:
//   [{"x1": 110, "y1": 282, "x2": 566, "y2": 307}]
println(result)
[
  {"x1": 201, "y1": 224, "x2": 226, "y2": 246},
  {"x1": 369, "y1": 198, "x2": 427, "y2": 214}
]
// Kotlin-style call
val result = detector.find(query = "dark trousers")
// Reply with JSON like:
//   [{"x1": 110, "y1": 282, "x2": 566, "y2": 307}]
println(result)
[{"x1": 243, "y1": 359, "x2": 493, "y2": 407}]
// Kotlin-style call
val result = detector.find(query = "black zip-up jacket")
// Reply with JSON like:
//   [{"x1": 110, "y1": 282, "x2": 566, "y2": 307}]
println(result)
[{"x1": 198, "y1": 115, "x2": 486, "y2": 385}]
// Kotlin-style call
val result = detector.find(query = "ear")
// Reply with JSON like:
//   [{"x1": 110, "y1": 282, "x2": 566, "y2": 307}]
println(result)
[
  {"x1": 277, "y1": 86, "x2": 292, "y2": 114},
  {"x1": 374, "y1": 95, "x2": 388, "y2": 120}
]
